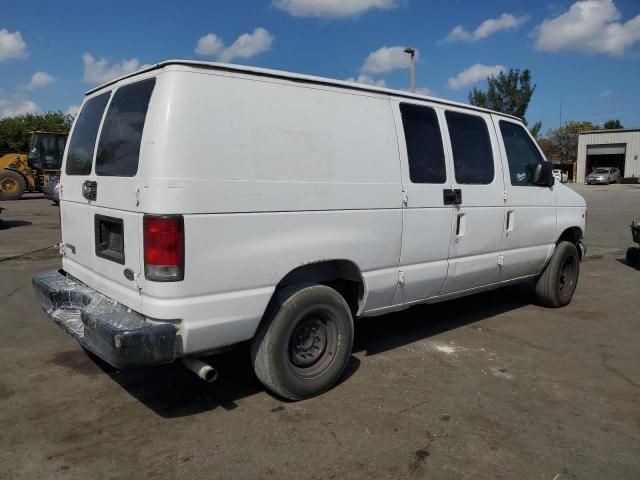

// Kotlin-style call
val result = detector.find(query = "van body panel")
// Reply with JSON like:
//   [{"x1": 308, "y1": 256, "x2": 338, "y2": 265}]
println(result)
[
  {"x1": 491, "y1": 115, "x2": 559, "y2": 280},
  {"x1": 60, "y1": 74, "x2": 160, "y2": 312},
  {"x1": 390, "y1": 101, "x2": 453, "y2": 304},
  {"x1": 141, "y1": 209, "x2": 402, "y2": 353},
  {"x1": 439, "y1": 107, "x2": 506, "y2": 294}
]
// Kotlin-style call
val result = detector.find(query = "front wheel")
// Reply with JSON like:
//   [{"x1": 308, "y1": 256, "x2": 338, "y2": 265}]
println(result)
[
  {"x1": 251, "y1": 284, "x2": 354, "y2": 400},
  {"x1": 0, "y1": 170, "x2": 26, "y2": 201},
  {"x1": 535, "y1": 241, "x2": 580, "y2": 308},
  {"x1": 626, "y1": 247, "x2": 639, "y2": 267}
]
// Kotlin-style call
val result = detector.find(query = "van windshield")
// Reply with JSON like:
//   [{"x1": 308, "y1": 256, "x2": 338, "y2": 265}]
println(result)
[{"x1": 95, "y1": 78, "x2": 155, "y2": 177}]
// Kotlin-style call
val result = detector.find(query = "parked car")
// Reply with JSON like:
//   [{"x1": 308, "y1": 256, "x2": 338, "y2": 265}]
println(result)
[
  {"x1": 43, "y1": 176, "x2": 60, "y2": 205},
  {"x1": 33, "y1": 61, "x2": 587, "y2": 400},
  {"x1": 553, "y1": 169, "x2": 562, "y2": 183},
  {"x1": 586, "y1": 167, "x2": 622, "y2": 185}
]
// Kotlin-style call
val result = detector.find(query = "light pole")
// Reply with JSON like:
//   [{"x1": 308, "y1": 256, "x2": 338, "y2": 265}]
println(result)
[{"x1": 404, "y1": 47, "x2": 416, "y2": 93}]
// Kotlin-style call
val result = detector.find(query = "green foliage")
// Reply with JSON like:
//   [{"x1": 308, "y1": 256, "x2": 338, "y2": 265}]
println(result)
[
  {"x1": 468, "y1": 68, "x2": 536, "y2": 125},
  {"x1": 529, "y1": 121, "x2": 542, "y2": 139},
  {"x1": 539, "y1": 121, "x2": 600, "y2": 165},
  {"x1": 603, "y1": 119, "x2": 623, "y2": 130},
  {"x1": 0, "y1": 111, "x2": 72, "y2": 154}
]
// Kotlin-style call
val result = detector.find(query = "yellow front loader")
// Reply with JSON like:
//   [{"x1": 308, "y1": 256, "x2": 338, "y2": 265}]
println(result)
[{"x1": 0, "y1": 131, "x2": 67, "y2": 201}]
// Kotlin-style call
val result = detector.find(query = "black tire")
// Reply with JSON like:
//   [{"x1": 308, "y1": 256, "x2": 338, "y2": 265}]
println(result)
[
  {"x1": 535, "y1": 241, "x2": 580, "y2": 308},
  {"x1": 251, "y1": 284, "x2": 354, "y2": 400},
  {"x1": 626, "y1": 247, "x2": 639, "y2": 267},
  {"x1": 0, "y1": 170, "x2": 26, "y2": 201}
]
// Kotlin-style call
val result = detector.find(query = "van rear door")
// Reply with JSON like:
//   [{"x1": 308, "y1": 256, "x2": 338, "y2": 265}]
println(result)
[{"x1": 61, "y1": 78, "x2": 156, "y2": 311}]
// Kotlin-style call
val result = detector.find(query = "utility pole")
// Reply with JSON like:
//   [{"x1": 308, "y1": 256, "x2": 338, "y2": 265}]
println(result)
[
  {"x1": 559, "y1": 102, "x2": 562, "y2": 127},
  {"x1": 404, "y1": 48, "x2": 416, "y2": 93}
]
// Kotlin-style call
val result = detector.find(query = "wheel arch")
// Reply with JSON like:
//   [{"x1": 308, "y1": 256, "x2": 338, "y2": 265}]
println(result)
[
  {"x1": 556, "y1": 226, "x2": 585, "y2": 260},
  {"x1": 271, "y1": 259, "x2": 366, "y2": 318}
]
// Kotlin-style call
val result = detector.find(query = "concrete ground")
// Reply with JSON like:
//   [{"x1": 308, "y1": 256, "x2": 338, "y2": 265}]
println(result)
[{"x1": 1, "y1": 185, "x2": 638, "y2": 480}]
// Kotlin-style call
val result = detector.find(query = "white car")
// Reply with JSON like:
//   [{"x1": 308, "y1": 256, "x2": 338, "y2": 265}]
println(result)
[
  {"x1": 553, "y1": 169, "x2": 562, "y2": 183},
  {"x1": 33, "y1": 61, "x2": 587, "y2": 399}
]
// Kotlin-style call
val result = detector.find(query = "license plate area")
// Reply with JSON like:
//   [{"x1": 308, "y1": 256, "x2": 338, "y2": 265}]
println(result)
[{"x1": 95, "y1": 214, "x2": 125, "y2": 265}]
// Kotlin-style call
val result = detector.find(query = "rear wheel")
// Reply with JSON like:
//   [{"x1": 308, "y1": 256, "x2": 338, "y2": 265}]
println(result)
[
  {"x1": 251, "y1": 284, "x2": 354, "y2": 400},
  {"x1": 626, "y1": 247, "x2": 639, "y2": 267},
  {"x1": 0, "y1": 170, "x2": 26, "y2": 201},
  {"x1": 535, "y1": 241, "x2": 580, "y2": 308}
]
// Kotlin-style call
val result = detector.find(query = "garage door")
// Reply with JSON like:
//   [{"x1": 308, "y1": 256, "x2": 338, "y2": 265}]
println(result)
[{"x1": 587, "y1": 144, "x2": 626, "y2": 155}]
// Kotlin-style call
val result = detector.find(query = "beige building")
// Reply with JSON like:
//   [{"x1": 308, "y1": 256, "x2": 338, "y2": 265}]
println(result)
[{"x1": 576, "y1": 128, "x2": 640, "y2": 183}]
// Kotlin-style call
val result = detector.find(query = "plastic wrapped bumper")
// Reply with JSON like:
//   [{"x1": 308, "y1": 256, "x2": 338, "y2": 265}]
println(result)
[{"x1": 33, "y1": 270, "x2": 176, "y2": 369}]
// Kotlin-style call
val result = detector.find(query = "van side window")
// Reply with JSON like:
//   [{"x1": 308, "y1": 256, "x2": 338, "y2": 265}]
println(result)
[
  {"x1": 400, "y1": 103, "x2": 446, "y2": 184},
  {"x1": 96, "y1": 78, "x2": 155, "y2": 177},
  {"x1": 65, "y1": 92, "x2": 110, "y2": 175},
  {"x1": 445, "y1": 111, "x2": 494, "y2": 184},
  {"x1": 499, "y1": 121, "x2": 544, "y2": 186}
]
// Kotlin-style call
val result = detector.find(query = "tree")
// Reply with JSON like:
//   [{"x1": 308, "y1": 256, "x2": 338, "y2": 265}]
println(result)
[
  {"x1": 468, "y1": 68, "x2": 536, "y2": 125},
  {"x1": 539, "y1": 121, "x2": 599, "y2": 165},
  {"x1": 603, "y1": 119, "x2": 623, "y2": 130},
  {"x1": 529, "y1": 121, "x2": 542, "y2": 139},
  {"x1": 0, "y1": 111, "x2": 73, "y2": 154}
]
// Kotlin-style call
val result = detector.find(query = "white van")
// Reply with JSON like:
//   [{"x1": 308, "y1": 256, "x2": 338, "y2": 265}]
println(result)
[{"x1": 34, "y1": 61, "x2": 587, "y2": 399}]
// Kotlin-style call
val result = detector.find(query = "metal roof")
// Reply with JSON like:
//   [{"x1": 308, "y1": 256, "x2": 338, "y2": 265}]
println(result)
[
  {"x1": 579, "y1": 128, "x2": 640, "y2": 135},
  {"x1": 85, "y1": 59, "x2": 522, "y2": 121}
]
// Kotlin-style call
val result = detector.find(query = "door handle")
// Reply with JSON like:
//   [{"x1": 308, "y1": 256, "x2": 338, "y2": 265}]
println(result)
[
  {"x1": 456, "y1": 212, "x2": 466, "y2": 237},
  {"x1": 443, "y1": 189, "x2": 462, "y2": 205},
  {"x1": 506, "y1": 210, "x2": 515, "y2": 232},
  {"x1": 82, "y1": 180, "x2": 97, "y2": 201}
]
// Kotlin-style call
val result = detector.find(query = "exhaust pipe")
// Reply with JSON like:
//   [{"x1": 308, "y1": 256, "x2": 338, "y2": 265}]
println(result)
[{"x1": 181, "y1": 358, "x2": 218, "y2": 383}]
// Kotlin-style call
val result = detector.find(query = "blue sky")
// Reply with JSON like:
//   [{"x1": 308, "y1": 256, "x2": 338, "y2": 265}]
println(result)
[{"x1": 1, "y1": 0, "x2": 639, "y2": 134}]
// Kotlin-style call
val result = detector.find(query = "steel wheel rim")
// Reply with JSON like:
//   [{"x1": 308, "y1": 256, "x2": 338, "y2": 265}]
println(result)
[
  {"x1": 559, "y1": 255, "x2": 577, "y2": 297},
  {"x1": 1, "y1": 178, "x2": 17, "y2": 192},
  {"x1": 288, "y1": 308, "x2": 338, "y2": 379}
]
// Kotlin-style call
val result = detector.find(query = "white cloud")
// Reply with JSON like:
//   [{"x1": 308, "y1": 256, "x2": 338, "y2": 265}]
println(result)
[
  {"x1": 447, "y1": 64, "x2": 505, "y2": 89},
  {"x1": 414, "y1": 87, "x2": 435, "y2": 96},
  {"x1": 535, "y1": 0, "x2": 640, "y2": 55},
  {"x1": 361, "y1": 46, "x2": 419, "y2": 74},
  {"x1": 219, "y1": 28, "x2": 274, "y2": 62},
  {"x1": 194, "y1": 28, "x2": 274, "y2": 63},
  {"x1": 345, "y1": 74, "x2": 387, "y2": 87},
  {"x1": 195, "y1": 33, "x2": 224, "y2": 56},
  {"x1": 0, "y1": 98, "x2": 39, "y2": 119},
  {"x1": 445, "y1": 13, "x2": 529, "y2": 42},
  {"x1": 24, "y1": 71, "x2": 56, "y2": 90},
  {"x1": 82, "y1": 52, "x2": 148, "y2": 85},
  {"x1": 67, "y1": 105, "x2": 80, "y2": 116},
  {"x1": 273, "y1": 0, "x2": 398, "y2": 18},
  {"x1": 599, "y1": 89, "x2": 612, "y2": 98},
  {"x1": 0, "y1": 29, "x2": 27, "y2": 61}
]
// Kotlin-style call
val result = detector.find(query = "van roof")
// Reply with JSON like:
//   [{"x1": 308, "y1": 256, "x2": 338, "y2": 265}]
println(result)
[{"x1": 86, "y1": 59, "x2": 521, "y2": 121}]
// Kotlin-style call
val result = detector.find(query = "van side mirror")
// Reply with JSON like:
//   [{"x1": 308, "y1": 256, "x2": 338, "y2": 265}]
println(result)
[{"x1": 533, "y1": 162, "x2": 554, "y2": 187}]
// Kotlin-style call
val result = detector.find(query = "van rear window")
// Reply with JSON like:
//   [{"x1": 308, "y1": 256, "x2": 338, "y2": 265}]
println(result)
[
  {"x1": 65, "y1": 92, "x2": 110, "y2": 175},
  {"x1": 95, "y1": 78, "x2": 155, "y2": 177}
]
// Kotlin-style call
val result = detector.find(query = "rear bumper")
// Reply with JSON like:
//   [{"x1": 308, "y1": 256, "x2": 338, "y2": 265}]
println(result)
[{"x1": 32, "y1": 270, "x2": 176, "y2": 369}]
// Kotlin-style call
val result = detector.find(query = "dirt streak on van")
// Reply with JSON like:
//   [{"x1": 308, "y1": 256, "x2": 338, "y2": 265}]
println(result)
[{"x1": 33, "y1": 60, "x2": 587, "y2": 400}]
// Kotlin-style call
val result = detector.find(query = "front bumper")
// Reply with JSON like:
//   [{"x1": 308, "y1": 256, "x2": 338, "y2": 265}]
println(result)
[
  {"x1": 33, "y1": 270, "x2": 176, "y2": 369},
  {"x1": 577, "y1": 239, "x2": 587, "y2": 261}
]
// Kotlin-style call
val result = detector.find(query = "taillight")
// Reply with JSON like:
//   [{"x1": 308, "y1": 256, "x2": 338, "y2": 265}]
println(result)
[{"x1": 143, "y1": 215, "x2": 184, "y2": 282}]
